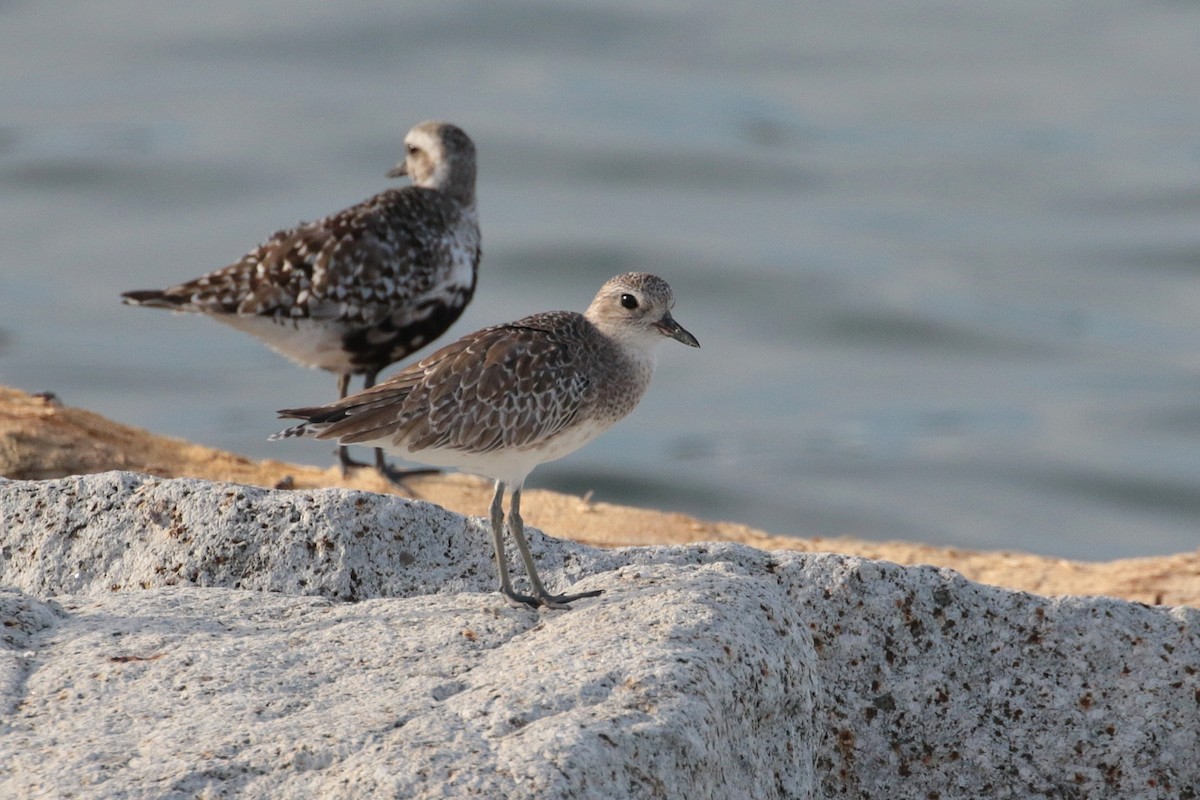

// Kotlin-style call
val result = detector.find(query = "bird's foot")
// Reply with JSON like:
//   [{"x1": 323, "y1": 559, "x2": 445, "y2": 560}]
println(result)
[
  {"x1": 374, "y1": 461, "x2": 440, "y2": 495},
  {"x1": 338, "y1": 447, "x2": 373, "y2": 478},
  {"x1": 337, "y1": 449, "x2": 439, "y2": 494},
  {"x1": 500, "y1": 586, "x2": 603, "y2": 610}
]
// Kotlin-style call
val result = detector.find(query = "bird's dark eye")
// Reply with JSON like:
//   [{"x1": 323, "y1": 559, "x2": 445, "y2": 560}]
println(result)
[
  {"x1": 406, "y1": 144, "x2": 418, "y2": 155},
  {"x1": 620, "y1": 293, "x2": 639, "y2": 310}
]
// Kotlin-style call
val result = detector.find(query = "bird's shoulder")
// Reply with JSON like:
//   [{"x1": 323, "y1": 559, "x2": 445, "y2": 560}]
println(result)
[
  {"x1": 390, "y1": 311, "x2": 595, "y2": 407},
  {"x1": 421, "y1": 310, "x2": 594, "y2": 372}
]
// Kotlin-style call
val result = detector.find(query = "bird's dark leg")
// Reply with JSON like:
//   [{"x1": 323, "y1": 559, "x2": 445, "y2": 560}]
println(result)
[
  {"x1": 363, "y1": 368, "x2": 439, "y2": 489},
  {"x1": 335, "y1": 369, "x2": 438, "y2": 490},
  {"x1": 507, "y1": 488, "x2": 601, "y2": 609},
  {"x1": 489, "y1": 481, "x2": 538, "y2": 608}
]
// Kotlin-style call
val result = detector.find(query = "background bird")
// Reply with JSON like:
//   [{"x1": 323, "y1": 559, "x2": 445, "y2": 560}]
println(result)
[
  {"x1": 122, "y1": 121, "x2": 481, "y2": 484},
  {"x1": 272, "y1": 272, "x2": 700, "y2": 608}
]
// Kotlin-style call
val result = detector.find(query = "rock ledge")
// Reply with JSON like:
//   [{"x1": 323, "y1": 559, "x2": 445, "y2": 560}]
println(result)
[{"x1": 1, "y1": 472, "x2": 1197, "y2": 799}]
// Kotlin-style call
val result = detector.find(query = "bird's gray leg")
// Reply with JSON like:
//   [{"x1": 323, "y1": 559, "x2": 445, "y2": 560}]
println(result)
[
  {"x1": 508, "y1": 488, "x2": 601, "y2": 609},
  {"x1": 490, "y1": 482, "x2": 539, "y2": 608}
]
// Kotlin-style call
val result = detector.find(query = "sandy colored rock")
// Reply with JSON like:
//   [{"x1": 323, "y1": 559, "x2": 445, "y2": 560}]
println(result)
[{"x1": 1, "y1": 384, "x2": 1198, "y2": 607}]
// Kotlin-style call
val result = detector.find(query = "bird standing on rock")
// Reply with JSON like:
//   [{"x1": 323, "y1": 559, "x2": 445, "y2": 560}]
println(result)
[
  {"x1": 272, "y1": 272, "x2": 700, "y2": 608},
  {"x1": 122, "y1": 121, "x2": 481, "y2": 485}
]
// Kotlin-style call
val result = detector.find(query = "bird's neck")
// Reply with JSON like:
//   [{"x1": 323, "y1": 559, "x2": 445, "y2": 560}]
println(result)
[{"x1": 424, "y1": 166, "x2": 475, "y2": 207}]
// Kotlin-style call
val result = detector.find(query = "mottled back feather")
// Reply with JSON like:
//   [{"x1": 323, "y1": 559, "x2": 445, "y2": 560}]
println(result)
[
  {"x1": 280, "y1": 311, "x2": 608, "y2": 455},
  {"x1": 144, "y1": 187, "x2": 476, "y2": 326},
  {"x1": 272, "y1": 272, "x2": 698, "y2": 486},
  {"x1": 122, "y1": 121, "x2": 480, "y2": 375}
]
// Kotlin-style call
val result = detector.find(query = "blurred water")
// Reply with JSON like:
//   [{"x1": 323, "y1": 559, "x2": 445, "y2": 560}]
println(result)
[{"x1": 3, "y1": 1, "x2": 1200, "y2": 560}]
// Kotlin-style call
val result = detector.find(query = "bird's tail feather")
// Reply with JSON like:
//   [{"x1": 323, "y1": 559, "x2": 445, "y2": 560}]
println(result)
[
  {"x1": 120, "y1": 290, "x2": 187, "y2": 309},
  {"x1": 268, "y1": 422, "x2": 313, "y2": 441}
]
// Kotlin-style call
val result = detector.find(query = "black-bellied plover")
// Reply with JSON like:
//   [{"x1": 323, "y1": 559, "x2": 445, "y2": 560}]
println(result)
[
  {"x1": 271, "y1": 272, "x2": 699, "y2": 608},
  {"x1": 122, "y1": 121, "x2": 481, "y2": 484}
]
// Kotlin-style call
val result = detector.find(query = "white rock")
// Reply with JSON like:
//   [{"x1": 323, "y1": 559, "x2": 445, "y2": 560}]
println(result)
[{"x1": 0, "y1": 472, "x2": 1197, "y2": 799}]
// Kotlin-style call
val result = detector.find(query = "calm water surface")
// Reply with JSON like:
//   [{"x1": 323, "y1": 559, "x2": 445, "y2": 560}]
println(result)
[{"x1": 3, "y1": 1, "x2": 1200, "y2": 560}]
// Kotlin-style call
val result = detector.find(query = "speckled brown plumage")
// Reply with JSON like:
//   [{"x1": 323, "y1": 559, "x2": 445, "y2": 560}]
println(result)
[
  {"x1": 122, "y1": 121, "x2": 479, "y2": 377},
  {"x1": 123, "y1": 121, "x2": 481, "y2": 479},
  {"x1": 272, "y1": 272, "x2": 700, "y2": 608}
]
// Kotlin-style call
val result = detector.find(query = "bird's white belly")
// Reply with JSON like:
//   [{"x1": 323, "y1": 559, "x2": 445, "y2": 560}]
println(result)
[
  {"x1": 363, "y1": 417, "x2": 615, "y2": 488},
  {"x1": 214, "y1": 314, "x2": 353, "y2": 373}
]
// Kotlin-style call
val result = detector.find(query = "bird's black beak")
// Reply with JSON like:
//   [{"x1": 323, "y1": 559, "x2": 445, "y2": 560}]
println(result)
[
  {"x1": 386, "y1": 162, "x2": 407, "y2": 179},
  {"x1": 654, "y1": 312, "x2": 700, "y2": 348}
]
